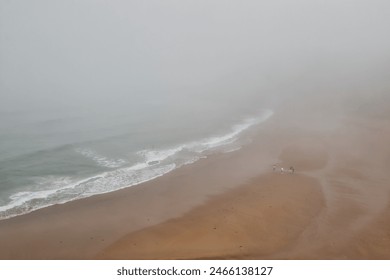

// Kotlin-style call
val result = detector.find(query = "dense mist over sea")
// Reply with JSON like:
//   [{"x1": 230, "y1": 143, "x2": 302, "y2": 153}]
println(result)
[{"x1": 1, "y1": 0, "x2": 389, "y2": 219}]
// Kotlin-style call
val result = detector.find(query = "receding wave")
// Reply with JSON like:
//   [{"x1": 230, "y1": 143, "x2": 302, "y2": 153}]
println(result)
[
  {"x1": 75, "y1": 148, "x2": 127, "y2": 168},
  {"x1": 0, "y1": 109, "x2": 273, "y2": 220}
]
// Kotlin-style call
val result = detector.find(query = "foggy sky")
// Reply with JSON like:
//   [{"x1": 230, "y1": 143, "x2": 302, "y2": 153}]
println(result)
[{"x1": 1, "y1": 0, "x2": 390, "y2": 112}]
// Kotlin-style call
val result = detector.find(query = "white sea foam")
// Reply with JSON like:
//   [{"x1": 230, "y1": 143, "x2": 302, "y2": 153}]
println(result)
[
  {"x1": 80, "y1": 163, "x2": 177, "y2": 196},
  {"x1": 0, "y1": 109, "x2": 274, "y2": 220},
  {"x1": 6, "y1": 190, "x2": 56, "y2": 208},
  {"x1": 76, "y1": 148, "x2": 127, "y2": 168},
  {"x1": 137, "y1": 145, "x2": 185, "y2": 164},
  {"x1": 139, "y1": 109, "x2": 274, "y2": 158},
  {"x1": 0, "y1": 176, "x2": 103, "y2": 214},
  {"x1": 0, "y1": 163, "x2": 177, "y2": 220}
]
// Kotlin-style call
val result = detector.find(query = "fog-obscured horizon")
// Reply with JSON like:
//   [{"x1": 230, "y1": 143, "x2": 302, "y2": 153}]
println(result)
[
  {"x1": 1, "y1": 0, "x2": 390, "y2": 116},
  {"x1": 1, "y1": 0, "x2": 390, "y2": 220}
]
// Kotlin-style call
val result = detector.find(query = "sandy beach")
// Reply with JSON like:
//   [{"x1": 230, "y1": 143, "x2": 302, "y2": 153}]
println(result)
[
  {"x1": 0, "y1": 97, "x2": 390, "y2": 260},
  {"x1": 2, "y1": 0, "x2": 390, "y2": 263}
]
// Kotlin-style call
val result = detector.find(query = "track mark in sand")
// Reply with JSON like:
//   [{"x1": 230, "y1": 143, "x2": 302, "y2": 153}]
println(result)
[{"x1": 281, "y1": 149, "x2": 390, "y2": 258}]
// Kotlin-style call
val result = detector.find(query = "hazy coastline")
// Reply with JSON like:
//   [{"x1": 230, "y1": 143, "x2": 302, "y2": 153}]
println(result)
[
  {"x1": 1, "y1": 0, "x2": 390, "y2": 260},
  {"x1": 1, "y1": 92, "x2": 390, "y2": 259}
]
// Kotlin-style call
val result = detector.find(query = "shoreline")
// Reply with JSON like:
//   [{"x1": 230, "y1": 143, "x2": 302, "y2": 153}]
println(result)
[
  {"x1": 1, "y1": 105, "x2": 390, "y2": 259},
  {"x1": 0, "y1": 117, "x2": 280, "y2": 259},
  {"x1": 0, "y1": 109, "x2": 274, "y2": 222}
]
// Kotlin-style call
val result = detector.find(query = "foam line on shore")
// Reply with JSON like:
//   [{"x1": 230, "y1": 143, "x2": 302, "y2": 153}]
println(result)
[{"x1": 0, "y1": 109, "x2": 274, "y2": 220}]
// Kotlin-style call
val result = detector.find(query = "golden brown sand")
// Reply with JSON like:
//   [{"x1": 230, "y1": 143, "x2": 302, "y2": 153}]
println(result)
[
  {"x1": 97, "y1": 173, "x2": 324, "y2": 259},
  {"x1": 0, "y1": 100, "x2": 389, "y2": 259}
]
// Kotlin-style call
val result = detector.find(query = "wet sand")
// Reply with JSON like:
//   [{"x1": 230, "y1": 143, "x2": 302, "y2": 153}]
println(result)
[
  {"x1": 97, "y1": 173, "x2": 325, "y2": 259},
  {"x1": 0, "y1": 102, "x2": 390, "y2": 259}
]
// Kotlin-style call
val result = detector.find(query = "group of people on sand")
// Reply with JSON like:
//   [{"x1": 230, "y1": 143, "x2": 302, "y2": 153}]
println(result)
[{"x1": 273, "y1": 164, "x2": 294, "y2": 174}]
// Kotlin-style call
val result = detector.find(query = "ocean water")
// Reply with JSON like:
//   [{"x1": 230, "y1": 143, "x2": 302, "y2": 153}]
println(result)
[{"x1": 0, "y1": 102, "x2": 273, "y2": 220}]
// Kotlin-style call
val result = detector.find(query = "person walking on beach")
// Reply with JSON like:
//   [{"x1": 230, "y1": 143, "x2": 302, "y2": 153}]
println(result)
[
  {"x1": 273, "y1": 164, "x2": 277, "y2": 172},
  {"x1": 289, "y1": 166, "x2": 295, "y2": 174}
]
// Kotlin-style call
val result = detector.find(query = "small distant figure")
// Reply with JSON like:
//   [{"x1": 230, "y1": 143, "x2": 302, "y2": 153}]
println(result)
[
  {"x1": 289, "y1": 166, "x2": 295, "y2": 174},
  {"x1": 280, "y1": 167, "x2": 285, "y2": 174},
  {"x1": 273, "y1": 164, "x2": 277, "y2": 172}
]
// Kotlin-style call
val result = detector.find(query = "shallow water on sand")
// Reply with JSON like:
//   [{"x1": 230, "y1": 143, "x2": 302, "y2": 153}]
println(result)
[{"x1": 0, "y1": 100, "x2": 273, "y2": 219}]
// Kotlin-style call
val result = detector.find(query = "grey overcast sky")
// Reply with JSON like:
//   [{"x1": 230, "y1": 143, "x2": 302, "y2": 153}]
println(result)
[{"x1": 1, "y1": 0, "x2": 390, "y2": 111}]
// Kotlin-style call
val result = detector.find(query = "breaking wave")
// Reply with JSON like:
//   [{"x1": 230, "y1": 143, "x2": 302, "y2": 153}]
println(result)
[{"x1": 0, "y1": 109, "x2": 273, "y2": 220}]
